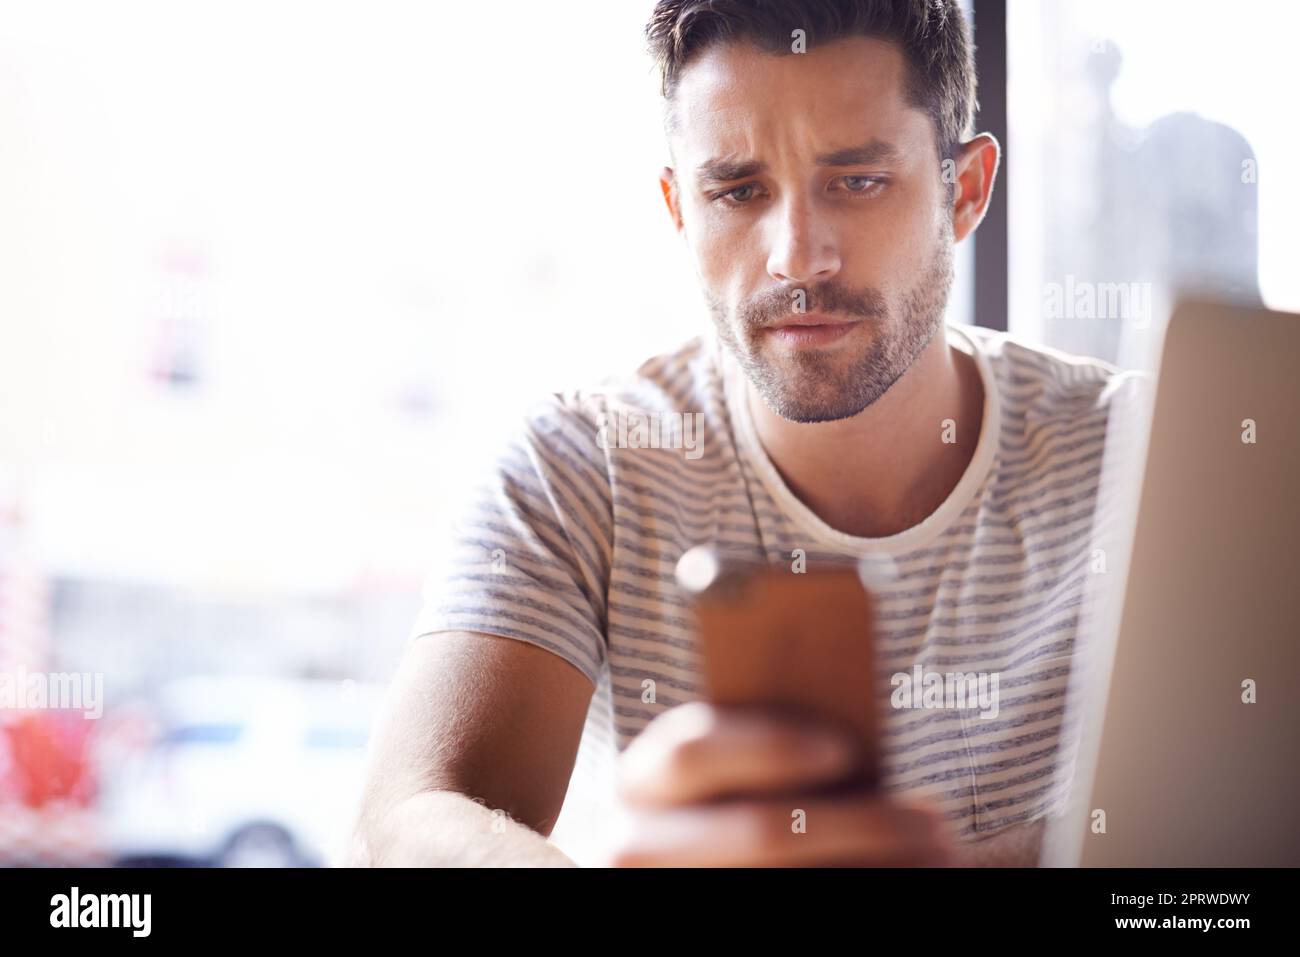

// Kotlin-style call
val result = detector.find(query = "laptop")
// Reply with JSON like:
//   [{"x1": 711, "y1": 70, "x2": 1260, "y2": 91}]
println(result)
[{"x1": 1042, "y1": 298, "x2": 1300, "y2": 867}]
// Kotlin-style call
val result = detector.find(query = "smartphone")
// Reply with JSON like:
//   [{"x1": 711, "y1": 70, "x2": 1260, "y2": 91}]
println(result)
[{"x1": 675, "y1": 545, "x2": 884, "y2": 789}]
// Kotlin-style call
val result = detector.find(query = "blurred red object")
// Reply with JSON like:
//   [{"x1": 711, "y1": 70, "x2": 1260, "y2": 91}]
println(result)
[{"x1": 2, "y1": 712, "x2": 98, "y2": 807}]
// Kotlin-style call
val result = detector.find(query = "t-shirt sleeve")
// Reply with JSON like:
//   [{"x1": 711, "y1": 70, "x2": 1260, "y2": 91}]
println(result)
[{"x1": 406, "y1": 393, "x2": 613, "y2": 687}]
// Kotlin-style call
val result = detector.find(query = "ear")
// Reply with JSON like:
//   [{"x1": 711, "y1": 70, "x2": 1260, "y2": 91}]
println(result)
[
  {"x1": 659, "y1": 166, "x2": 684, "y2": 233},
  {"x1": 949, "y1": 133, "x2": 1000, "y2": 244}
]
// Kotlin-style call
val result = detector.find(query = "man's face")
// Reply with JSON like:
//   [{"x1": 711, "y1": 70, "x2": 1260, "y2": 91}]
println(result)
[{"x1": 665, "y1": 36, "x2": 956, "y2": 423}]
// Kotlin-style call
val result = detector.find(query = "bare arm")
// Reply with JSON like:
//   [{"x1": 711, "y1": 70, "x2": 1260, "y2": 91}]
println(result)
[
  {"x1": 347, "y1": 629, "x2": 595, "y2": 866},
  {"x1": 350, "y1": 790, "x2": 576, "y2": 867},
  {"x1": 949, "y1": 817, "x2": 1047, "y2": 867}
]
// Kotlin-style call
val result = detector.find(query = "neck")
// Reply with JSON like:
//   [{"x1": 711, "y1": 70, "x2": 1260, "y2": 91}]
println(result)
[{"x1": 743, "y1": 325, "x2": 984, "y2": 539}]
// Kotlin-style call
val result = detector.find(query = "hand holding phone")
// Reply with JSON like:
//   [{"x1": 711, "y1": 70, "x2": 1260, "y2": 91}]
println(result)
[
  {"x1": 600, "y1": 546, "x2": 952, "y2": 867},
  {"x1": 676, "y1": 546, "x2": 883, "y2": 789}
]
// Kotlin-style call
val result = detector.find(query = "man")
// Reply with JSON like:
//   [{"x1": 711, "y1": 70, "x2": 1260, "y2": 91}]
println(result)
[{"x1": 349, "y1": 0, "x2": 1145, "y2": 867}]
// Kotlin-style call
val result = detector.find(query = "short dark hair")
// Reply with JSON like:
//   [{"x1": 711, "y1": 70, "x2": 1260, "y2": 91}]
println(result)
[{"x1": 645, "y1": 0, "x2": 976, "y2": 161}]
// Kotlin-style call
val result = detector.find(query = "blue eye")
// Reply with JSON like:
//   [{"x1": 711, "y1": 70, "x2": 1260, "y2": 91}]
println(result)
[
  {"x1": 837, "y1": 175, "x2": 886, "y2": 195},
  {"x1": 713, "y1": 183, "x2": 760, "y2": 205}
]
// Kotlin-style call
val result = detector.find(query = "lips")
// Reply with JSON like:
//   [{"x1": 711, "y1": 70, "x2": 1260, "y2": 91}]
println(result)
[
  {"x1": 768, "y1": 313, "x2": 855, "y2": 329},
  {"x1": 763, "y1": 317, "x2": 860, "y2": 347}
]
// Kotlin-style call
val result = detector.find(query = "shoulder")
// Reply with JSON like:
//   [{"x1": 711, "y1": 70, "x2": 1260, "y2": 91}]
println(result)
[
  {"x1": 569, "y1": 334, "x2": 717, "y2": 418},
  {"x1": 959, "y1": 324, "x2": 1152, "y2": 425},
  {"x1": 500, "y1": 334, "x2": 720, "y2": 475},
  {"x1": 958, "y1": 325, "x2": 1154, "y2": 504},
  {"x1": 522, "y1": 333, "x2": 721, "y2": 443}
]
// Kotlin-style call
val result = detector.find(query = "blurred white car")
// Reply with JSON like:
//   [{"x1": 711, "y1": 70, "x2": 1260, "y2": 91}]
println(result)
[{"x1": 99, "y1": 675, "x2": 383, "y2": 867}]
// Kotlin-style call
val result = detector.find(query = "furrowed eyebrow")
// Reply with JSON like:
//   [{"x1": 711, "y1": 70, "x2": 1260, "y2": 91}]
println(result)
[
  {"x1": 695, "y1": 140, "x2": 900, "y2": 184},
  {"x1": 695, "y1": 157, "x2": 764, "y2": 184},
  {"x1": 814, "y1": 140, "x2": 900, "y2": 166}
]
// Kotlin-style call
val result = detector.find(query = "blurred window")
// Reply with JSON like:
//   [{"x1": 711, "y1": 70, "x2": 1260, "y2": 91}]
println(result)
[
  {"x1": 302, "y1": 727, "x2": 369, "y2": 750},
  {"x1": 1007, "y1": 0, "x2": 1297, "y2": 369},
  {"x1": 163, "y1": 723, "x2": 244, "y2": 747}
]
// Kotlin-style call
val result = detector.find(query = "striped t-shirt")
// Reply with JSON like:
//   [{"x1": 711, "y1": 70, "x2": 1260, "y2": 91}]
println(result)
[{"x1": 408, "y1": 322, "x2": 1150, "y2": 846}]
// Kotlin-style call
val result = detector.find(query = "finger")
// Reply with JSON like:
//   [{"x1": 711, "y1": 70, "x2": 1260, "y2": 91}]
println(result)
[
  {"x1": 607, "y1": 793, "x2": 952, "y2": 868},
  {"x1": 618, "y1": 702, "x2": 863, "y2": 806}
]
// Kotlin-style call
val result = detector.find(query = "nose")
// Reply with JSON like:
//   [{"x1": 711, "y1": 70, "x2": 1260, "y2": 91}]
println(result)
[{"x1": 765, "y1": 196, "x2": 841, "y2": 287}]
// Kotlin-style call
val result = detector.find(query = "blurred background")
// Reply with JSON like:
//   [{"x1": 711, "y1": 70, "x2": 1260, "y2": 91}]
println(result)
[{"x1": 1, "y1": 0, "x2": 1295, "y2": 866}]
